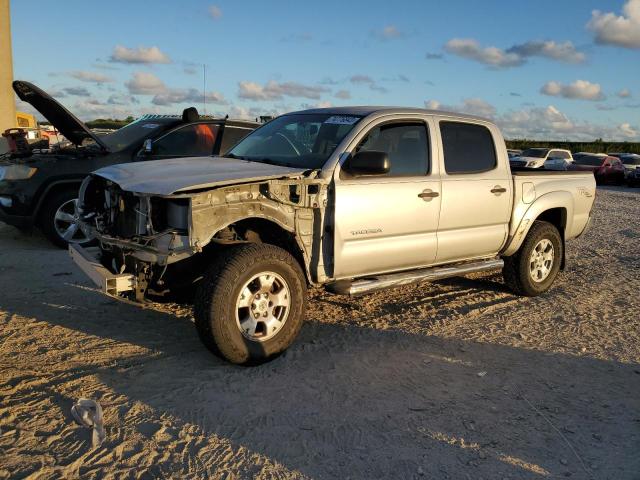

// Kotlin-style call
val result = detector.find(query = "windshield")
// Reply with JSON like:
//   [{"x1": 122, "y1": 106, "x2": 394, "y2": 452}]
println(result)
[
  {"x1": 521, "y1": 148, "x2": 549, "y2": 158},
  {"x1": 97, "y1": 120, "x2": 167, "y2": 151},
  {"x1": 621, "y1": 155, "x2": 640, "y2": 166},
  {"x1": 228, "y1": 113, "x2": 363, "y2": 169}
]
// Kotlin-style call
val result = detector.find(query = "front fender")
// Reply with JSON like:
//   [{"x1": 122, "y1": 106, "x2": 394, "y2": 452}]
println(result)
[{"x1": 502, "y1": 191, "x2": 573, "y2": 256}]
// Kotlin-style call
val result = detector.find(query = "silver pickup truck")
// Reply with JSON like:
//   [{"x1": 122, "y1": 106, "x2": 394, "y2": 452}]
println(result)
[{"x1": 71, "y1": 107, "x2": 596, "y2": 364}]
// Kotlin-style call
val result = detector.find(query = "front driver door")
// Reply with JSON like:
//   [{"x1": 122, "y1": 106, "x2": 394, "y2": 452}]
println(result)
[{"x1": 332, "y1": 119, "x2": 441, "y2": 279}]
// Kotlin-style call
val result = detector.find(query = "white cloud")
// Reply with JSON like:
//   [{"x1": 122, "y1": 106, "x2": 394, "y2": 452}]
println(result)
[
  {"x1": 69, "y1": 71, "x2": 114, "y2": 83},
  {"x1": 152, "y1": 88, "x2": 227, "y2": 106},
  {"x1": 125, "y1": 72, "x2": 167, "y2": 95},
  {"x1": 507, "y1": 40, "x2": 586, "y2": 63},
  {"x1": 350, "y1": 74, "x2": 375, "y2": 85},
  {"x1": 445, "y1": 38, "x2": 586, "y2": 67},
  {"x1": 499, "y1": 105, "x2": 639, "y2": 141},
  {"x1": 281, "y1": 32, "x2": 313, "y2": 43},
  {"x1": 334, "y1": 89, "x2": 351, "y2": 100},
  {"x1": 107, "y1": 93, "x2": 139, "y2": 105},
  {"x1": 587, "y1": 0, "x2": 640, "y2": 49},
  {"x1": 444, "y1": 38, "x2": 523, "y2": 67},
  {"x1": 372, "y1": 25, "x2": 403, "y2": 40},
  {"x1": 225, "y1": 105, "x2": 282, "y2": 120},
  {"x1": 424, "y1": 100, "x2": 639, "y2": 141},
  {"x1": 540, "y1": 80, "x2": 605, "y2": 101},
  {"x1": 110, "y1": 45, "x2": 171, "y2": 64},
  {"x1": 424, "y1": 97, "x2": 497, "y2": 119},
  {"x1": 208, "y1": 5, "x2": 222, "y2": 20},
  {"x1": 349, "y1": 74, "x2": 387, "y2": 93},
  {"x1": 63, "y1": 86, "x2": 90, "y2": 97},
  {"x1": 619, "y1": 123, "x2": 637, "y2": 137},
  {"x1": 237, "y1": 80, "x2": 329, "y2": 101},
  {"x1": 618, "y1": 88, "x2": 632, "y2": 98}
]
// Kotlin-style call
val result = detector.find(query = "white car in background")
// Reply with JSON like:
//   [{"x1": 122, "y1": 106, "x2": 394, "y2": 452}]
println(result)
[{"x1": 510, "y1": 148, "x2": 573, "y2": 170}]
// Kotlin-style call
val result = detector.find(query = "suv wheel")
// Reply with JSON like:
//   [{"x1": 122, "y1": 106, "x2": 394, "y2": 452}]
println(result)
[
  {"x1": 40, "y1": 189, "x2": 95, "y2": 249},
  {"x1": 194, "y1": 243, "x2": 307, "y2": 364},
  {"x1": 503, "y1": 220, "x2": 563, "y2": 297}
]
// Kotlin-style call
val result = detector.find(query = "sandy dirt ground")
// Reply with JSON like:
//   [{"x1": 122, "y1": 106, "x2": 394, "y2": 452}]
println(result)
[{"x1": 1, "y1": 186, "x2": 639, "y2": 479}]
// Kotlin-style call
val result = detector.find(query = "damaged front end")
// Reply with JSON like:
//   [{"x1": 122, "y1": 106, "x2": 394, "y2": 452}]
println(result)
[
  {"x1": 75, "y1": 172, "x2": 327, "y2": 302},
  {"x1": 77, "y1": 175, "x2": 196, "y2": 300}
]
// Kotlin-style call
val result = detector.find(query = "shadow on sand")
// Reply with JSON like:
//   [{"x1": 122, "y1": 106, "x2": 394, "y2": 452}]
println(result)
[{"x1": 2, "y1": 267, "x2": 639, "y2": 479}]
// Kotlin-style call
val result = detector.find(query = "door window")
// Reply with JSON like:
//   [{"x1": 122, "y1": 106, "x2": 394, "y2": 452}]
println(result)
[
  {"x1": 153, "y1": 123, "x2": 220, "y2": 157},
  {"x1": 440, "y1": 122, "x2": 497, "y2": 174},
  {"x1": 220, "y1": 126, "x2": 253, "y2": 154},
  {"x1": 353, "y1": 123, "x2": 430, "y2": 176}
]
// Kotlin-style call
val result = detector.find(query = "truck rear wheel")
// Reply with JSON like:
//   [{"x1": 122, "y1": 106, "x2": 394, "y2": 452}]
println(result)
[
  {"x1": 502, "y1": 220, "x2": 562, "y2": 297},
  {"x1": 194, "y1": 243, "x2": 307, "y2": 364}
]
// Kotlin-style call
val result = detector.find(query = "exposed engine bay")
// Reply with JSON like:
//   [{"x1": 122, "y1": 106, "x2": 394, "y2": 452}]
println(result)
[{"x1": 78, "y1": 173, "x2": 329, "y2": 300}]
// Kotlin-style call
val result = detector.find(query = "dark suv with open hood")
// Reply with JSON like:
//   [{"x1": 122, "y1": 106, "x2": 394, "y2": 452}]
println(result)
[{"x1": 0, "y1": 81, "x2": 258, "y2": 248}]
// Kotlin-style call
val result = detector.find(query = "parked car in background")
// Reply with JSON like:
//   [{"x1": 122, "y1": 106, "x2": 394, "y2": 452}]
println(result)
[
  {"x1": 510, "y1": 148, "x2": 573, "y2": 170},
  {"x1": 608, "y1": 153, "x2": 640, "y2": 183},
  {"x1": 507, "y1": 149, "x2": 522, "y2": 159},
  {"x1": 627, "y1": 166, "x2": 640, "y2": 187},
  {"x1": 568, "y1": 154, "x2": 625, "y2": 185},
  {"x1": 0, "y1": 81, "x2": 259, "y2": 248}
]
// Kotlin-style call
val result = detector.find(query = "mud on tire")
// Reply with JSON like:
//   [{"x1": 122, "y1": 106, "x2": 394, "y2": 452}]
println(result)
[
  {"x1": 194, "y1": 243, "x2": 307, "y2": 365},
  {"x1": 503, "y1": 220, "x2": 563, "y2": 297}
]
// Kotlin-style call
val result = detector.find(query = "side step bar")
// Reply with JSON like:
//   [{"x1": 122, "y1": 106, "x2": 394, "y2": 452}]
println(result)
[{"x1": 326, "y1": 258, "x2": 504, "y2": 296}]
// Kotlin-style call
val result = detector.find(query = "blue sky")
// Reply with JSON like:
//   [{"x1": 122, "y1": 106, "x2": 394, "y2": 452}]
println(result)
[{"x1": 10, "y1": 0, "x2": 640, "y2": 140}]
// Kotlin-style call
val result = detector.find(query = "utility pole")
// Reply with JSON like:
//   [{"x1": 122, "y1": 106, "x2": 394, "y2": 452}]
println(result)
[
  {"x1": 203, "y1": 64, "x2": 206, "y2": 116},
  {"x1": 0, "y1": 0, "x2": 17, "y2": 136}
]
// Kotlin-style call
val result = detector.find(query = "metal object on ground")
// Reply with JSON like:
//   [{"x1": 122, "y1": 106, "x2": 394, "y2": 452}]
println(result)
[{"x1": 71, "y1": 398, "x2": 105, "y2": 448}]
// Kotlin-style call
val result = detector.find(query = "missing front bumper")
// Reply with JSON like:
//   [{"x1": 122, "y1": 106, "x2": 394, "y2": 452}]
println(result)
[{"x1": 69, "y1": 244, "x2": 135, "y2": 296}]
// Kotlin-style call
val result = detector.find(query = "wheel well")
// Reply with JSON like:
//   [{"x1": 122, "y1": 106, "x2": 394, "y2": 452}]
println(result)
[
  {"x1": 536, "y1": 208, "x2": 566, "y2": 235},
  {"x1": 536, "y1": 207, "x2": 567, "y2": 269},
  {"x1": 35, "y1": 182, "x2": 81, "y2": 222},
  {"x1": 205, "y1": 218, "x2": 308, "y2": 280}
]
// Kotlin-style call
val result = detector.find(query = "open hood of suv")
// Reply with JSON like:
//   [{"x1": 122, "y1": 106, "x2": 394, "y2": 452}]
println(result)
[
  {"x1": 93, "y1": 156, "x2": 308, "y2": 195},
  {"x1": 13, "y1": 80, "x2": 108, "y2": 150}
]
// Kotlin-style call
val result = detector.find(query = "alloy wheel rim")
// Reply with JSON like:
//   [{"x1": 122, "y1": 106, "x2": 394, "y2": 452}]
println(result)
[
  {"x1": 235, "y1": 271, "x2": 291, "y2": 342},
  {"x1": 529, "y1": 239, "x2": 554, "y2": 283},
  {"x1": 54, "y1": 199, "x2": 92, "y2": 244}
]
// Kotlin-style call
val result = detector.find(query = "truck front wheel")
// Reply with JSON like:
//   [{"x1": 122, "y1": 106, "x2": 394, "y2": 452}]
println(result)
[
  {"x1": 194, "y1": 243, "x2": 307, "y2": 364},
  {"x1": 502, "y1": 220, "x2": 563, "y2": 297}
]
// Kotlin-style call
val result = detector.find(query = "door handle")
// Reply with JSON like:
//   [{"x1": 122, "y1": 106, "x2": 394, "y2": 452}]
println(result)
[
  {"x1": 491, "y1": 186, "x2": 507, "y2": 194},
  {"x1": 418, "y1": 190, "x2": 439, "y2": 200}
]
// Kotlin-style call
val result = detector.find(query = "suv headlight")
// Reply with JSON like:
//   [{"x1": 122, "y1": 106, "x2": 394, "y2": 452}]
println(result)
[{"x1": 0, "y1": 165, "x2": 38, "y2": 181}]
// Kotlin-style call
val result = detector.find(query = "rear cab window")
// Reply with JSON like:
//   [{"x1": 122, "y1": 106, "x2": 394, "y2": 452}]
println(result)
[{"x1": 440, "y1": 121, "x2": 497, "y2": 174}]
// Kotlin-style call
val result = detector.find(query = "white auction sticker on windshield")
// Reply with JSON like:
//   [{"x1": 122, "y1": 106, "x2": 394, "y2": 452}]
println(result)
[
  {"x1": 142, "y1": 123, "x2": 160, "y2": 129},
  {"x1": 324, "y1": 115, "x2": 359, "y2": 125}
]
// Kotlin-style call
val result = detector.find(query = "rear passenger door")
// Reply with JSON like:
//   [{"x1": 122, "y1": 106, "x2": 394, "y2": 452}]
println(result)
[{"x1": 435, "y1": 120, "x2": 512, "y2": 263}]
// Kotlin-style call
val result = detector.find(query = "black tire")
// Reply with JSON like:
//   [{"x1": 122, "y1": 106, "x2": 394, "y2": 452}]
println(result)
[
  {"x1": 39, "y1": 189, "x2": 95, "y2": 249},
  {"x1": 502, "y1": 220, "x2": 563, "y2": 297},
  {"x1": 194, "y1": 243, "x2": 307, "y2": 365}
]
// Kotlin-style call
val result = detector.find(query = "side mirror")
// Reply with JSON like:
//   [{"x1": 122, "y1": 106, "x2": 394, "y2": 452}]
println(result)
[
  {"x1": 342, "y1": 150, "x2": 390, "y2": 176},
  {"x1": 143, "y1": 138, "x2": 153, "y2": 154}
]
